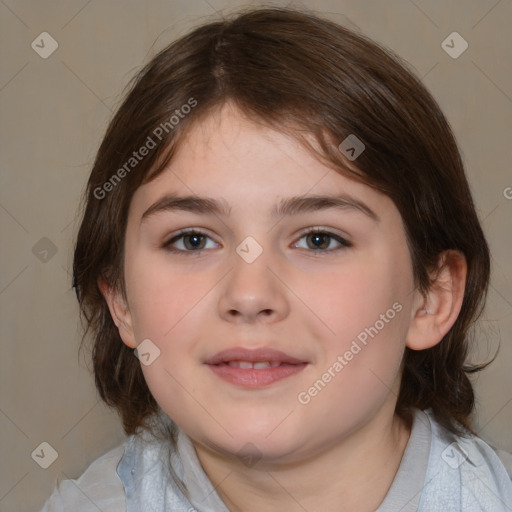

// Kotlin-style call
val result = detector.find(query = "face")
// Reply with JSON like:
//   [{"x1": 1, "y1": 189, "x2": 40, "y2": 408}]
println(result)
[{"x1": 115, "y1": 103, "x2": 420, "y2": 465}]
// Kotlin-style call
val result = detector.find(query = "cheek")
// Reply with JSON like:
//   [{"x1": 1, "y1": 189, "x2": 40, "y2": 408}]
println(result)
[
  {"x1": 299, "y1": 250, "x2": 411, "y2": 398},
  {"x1": 140, "y1": 357, "x2": 200, "y2": 432},
  {"x1": 298, "y1": 296, "x2": 407, "y2": 437},
  {"x1": 124, "y1": 258, "x2": 217, "y2": 422},
  {"x1": 124, "y1": 251, "x2": 212, "y2": 340},
  {"x1": 293, "y1": 252, "x2": 407, "y2": 346}
]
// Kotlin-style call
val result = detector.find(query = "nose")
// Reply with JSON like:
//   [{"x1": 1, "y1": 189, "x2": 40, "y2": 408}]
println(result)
[{"x1": 217, "y1": 249, "x2": 290, "y2": 324}]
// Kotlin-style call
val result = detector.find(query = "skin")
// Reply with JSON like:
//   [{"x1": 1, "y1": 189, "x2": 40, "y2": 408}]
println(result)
[{"x1": 102, "y1": 102, "x2": 467, "y2": 511}]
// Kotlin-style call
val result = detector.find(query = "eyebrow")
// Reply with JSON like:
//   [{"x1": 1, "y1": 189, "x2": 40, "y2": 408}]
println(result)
[{"x1": 140, "y1": 193, "x2": 379, "y2": 223}]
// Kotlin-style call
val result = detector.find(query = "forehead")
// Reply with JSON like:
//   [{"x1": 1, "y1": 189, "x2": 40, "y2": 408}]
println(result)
[{"x1": 129, "y1": 103, "x2": 398, "y2": 224}]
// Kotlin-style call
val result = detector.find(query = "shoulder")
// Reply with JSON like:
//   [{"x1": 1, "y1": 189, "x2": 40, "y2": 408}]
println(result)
[
  {"x1": 39, "y1": 444, "x2": 126, "y2": 512},
  {"x1": 420, "y1": 409, "x2": 512, "y2": 511},
  {"x1": 494, "y1": 447, "x2": 512, "y2": 480}
]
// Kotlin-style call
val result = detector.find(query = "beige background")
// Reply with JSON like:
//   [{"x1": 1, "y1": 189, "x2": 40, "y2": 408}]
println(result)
[{"x1": 0, "y1": 0, "x2": 511, "y2": 510}]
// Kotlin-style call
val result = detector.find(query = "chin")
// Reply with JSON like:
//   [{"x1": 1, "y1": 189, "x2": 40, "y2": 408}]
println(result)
[{"x1": 192, "y1": 418, "x2": 311, "y2": 465}]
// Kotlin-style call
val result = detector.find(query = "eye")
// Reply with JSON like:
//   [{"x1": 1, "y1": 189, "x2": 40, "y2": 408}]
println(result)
[
  {"x1": 162, "y1": 229, "x2": 219, "y2": 252},
  {"x1": 293, "y1": 229, "x2": 351, "y2": 253},
  {"x1": 162, "y1": 228, "x2": 351, "y2": 254}
]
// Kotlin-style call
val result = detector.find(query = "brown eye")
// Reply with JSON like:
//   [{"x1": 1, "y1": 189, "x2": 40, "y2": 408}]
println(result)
[
  {"x1": 306, "y1": 232, "x2": 331, "y2": 250},
  {"x1": 294, "y1": 229, "x2": 351, "y2": 252},
  {"x1": 163, "y1": 230, "x2": 218, "y2": 252},
  {"x1": 182, "y1": 233, "x2": 206, "y2": 250}
]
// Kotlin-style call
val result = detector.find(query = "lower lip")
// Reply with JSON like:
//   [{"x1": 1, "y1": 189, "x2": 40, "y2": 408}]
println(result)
[{"x1": 207, "y1": 363, "x2": 307, "y2": 388}]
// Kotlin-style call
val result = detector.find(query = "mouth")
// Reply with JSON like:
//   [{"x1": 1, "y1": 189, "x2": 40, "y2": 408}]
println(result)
[{"x1": 204, "y1": 347, "x2": 308, "y2": 388}]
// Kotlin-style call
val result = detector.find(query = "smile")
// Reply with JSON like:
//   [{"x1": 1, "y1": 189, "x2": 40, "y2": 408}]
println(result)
[{"x1": 204, "y1": 347, "x2": 308, "y2": 388}]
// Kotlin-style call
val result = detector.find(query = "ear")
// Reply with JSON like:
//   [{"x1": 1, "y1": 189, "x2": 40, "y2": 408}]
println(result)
[
  {"x1": 98, "y1": 277, "x2": 137, "y2": 349},
  {"x1": 406, "y1": 250, "x2": 467, "y2": 351}
]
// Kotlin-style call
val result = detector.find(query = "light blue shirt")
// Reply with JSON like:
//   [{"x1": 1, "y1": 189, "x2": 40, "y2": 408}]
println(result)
[{"x1": 40, "y1": 408, "x2": 512, "y2": 511}]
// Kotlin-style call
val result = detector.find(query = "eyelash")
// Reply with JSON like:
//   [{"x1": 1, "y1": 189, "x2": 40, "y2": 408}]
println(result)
[{"x1": 162, "y1": 228, "x2": 352, "y2": 255}]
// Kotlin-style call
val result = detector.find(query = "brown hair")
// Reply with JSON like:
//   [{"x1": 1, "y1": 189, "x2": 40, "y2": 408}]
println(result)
[{"x1": 73, "y1": 7, "x2": 491, "y2": 437}]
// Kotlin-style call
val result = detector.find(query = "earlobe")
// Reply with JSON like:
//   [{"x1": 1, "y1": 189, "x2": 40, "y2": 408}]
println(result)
[
  {"x1": 406, "y1": 251, "x2": 467, "y2": 351},
  {"x1": 98, "y1": 277, "x2": 137, "y2": 349}
]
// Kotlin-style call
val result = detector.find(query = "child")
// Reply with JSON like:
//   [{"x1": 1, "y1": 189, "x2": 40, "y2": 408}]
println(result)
[{"x1": 41, "y1": 7, "x2": 512, "y2": 512}]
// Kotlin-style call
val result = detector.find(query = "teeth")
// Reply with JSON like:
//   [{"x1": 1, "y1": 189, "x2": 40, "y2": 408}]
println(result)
[
  {"x1": 253, "y1": 362, "x2": 271, "y2": 369},
  {"x1": 226, "y1": 361, "x2": 282, "y2": 369}
]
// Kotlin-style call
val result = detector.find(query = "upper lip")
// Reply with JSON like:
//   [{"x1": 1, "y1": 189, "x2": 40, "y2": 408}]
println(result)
[{"x1": 204, "y1": 347, "x2": 307, "y2": 365}]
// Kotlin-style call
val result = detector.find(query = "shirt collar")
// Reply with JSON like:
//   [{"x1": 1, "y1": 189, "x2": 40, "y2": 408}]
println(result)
[
  {"x1": 116, "y1": 411, "x2": 228, "y2": 511},
  {"x1": 117, "y1": 408, "x2": 431, "y2": 511}
]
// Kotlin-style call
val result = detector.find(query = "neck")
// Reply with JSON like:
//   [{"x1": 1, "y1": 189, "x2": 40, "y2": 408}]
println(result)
[{"x1": 193, "y1": 403, "x2": 412, "y2": 512}]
